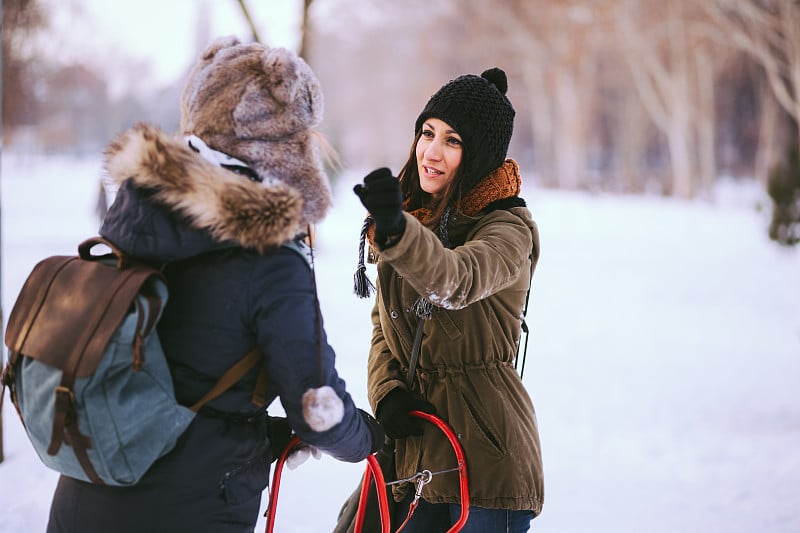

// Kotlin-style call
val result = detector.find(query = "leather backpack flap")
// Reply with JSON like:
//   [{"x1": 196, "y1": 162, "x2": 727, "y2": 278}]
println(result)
[
  {"x1": 5, "y1": 254, "x2": 159, "y2": 379},
  {"x1": 5, "y1": 255, "x2": 72, "y2": 366}
]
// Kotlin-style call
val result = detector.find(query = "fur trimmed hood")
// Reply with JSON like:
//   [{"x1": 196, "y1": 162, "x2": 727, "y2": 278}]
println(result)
[{"x1": 103, "y1": 123, "x2": 308, "y2": 254}]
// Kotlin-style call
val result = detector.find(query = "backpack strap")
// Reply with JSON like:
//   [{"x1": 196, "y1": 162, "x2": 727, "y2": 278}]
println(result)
[
  {"x1": 251, "y1": 363, "x2": 270, "y2": 407},
  {"x1": 515, "y1": 258, "x2": 533, "y2": 378},
  {"x1": 189, "y1": 348, "x2": 263, "y2": 413}
]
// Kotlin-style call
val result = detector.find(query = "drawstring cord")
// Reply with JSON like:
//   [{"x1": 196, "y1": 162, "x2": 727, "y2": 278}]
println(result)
[
  {"x1": 296, "y1": 226, "x2": 345, "y2": 434},
  {"x1": 437, "y1": 207, "x2": 452, "y2": 249},
  {"x1": 306, "y1": 225, "x2": 325, "y2": 386}
]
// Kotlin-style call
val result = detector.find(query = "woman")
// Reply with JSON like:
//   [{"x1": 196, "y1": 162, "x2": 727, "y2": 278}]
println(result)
[
  {"x1": 46, "y1": 37, "x2": 383, "y2": 533},
  {"x1": 353, "y1": 68, "x2": 543, "y2": 532}
]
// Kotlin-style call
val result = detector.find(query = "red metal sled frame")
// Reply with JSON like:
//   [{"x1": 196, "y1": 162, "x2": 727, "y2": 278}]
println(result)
[{"x1": 265, "y1": 410, "x2": 469, "y2": 533}]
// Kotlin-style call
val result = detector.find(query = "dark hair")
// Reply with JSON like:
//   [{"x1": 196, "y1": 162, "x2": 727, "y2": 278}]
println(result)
[{"x1": 398, "y1": 129, "x2": 470, "y2": 228}]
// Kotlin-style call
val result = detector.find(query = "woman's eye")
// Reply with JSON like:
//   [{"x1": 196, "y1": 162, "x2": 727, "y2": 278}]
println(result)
[
  {"x1": 421, "y1": 129, "x2": 434, "y2": 138},
  {"x1": 448, "y1": 137, "x2": 462, "y2": 146}
]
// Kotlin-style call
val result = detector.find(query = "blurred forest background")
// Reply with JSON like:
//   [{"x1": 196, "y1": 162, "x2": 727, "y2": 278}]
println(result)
[{"x1": 2, "y1": 0, "x2": 800, "y2": 245}]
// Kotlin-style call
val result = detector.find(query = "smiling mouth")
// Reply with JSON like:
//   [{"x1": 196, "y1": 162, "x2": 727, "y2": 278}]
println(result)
[{"x1": 423, "y1": 165, "x2": 444, "y2": 176}]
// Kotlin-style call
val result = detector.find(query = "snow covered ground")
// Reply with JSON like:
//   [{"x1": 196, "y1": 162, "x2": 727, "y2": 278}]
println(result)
[{"x1": 1, "y1": 152, "x2": 799, "y2": 532}]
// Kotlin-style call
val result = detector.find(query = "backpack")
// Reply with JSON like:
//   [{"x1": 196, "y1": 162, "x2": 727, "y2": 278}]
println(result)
[{"x1": 1, "y1": 236, "x2": 264, "y2": 486}]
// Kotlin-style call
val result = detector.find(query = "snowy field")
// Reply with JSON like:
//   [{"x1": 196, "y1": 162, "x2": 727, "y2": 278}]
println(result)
[{"x1": 1, "y1": 152, "x2": 799, "y2": 533}]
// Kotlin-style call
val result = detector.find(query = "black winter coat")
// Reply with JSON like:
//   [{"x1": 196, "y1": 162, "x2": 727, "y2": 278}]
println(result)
[{"x1": 46, "y1": 125, "x2": 376, "y2": 533}]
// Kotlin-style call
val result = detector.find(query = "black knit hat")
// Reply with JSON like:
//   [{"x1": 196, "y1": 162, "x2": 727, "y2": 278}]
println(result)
[{"x1": 414, "y1": 67, "x2": 515, "y2": 192}]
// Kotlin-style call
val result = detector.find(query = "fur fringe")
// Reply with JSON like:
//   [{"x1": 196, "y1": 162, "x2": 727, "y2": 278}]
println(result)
[{"x1": 104, "y1": 123, "x2": 304, "y2": 252}]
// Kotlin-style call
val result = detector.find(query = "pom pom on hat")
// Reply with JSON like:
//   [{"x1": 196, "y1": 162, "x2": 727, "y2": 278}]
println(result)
[
  {"x1": 481, "y1": 67, "x2": 508, "y2": 95},
  {"x1": 414, "y1": 67, "x2": 515, "y2": 193}
]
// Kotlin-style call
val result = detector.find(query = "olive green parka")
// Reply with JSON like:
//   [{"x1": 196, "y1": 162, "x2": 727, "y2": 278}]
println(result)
[{"x1": 366, "y1": 160, "x2": 544, "y2": 514}]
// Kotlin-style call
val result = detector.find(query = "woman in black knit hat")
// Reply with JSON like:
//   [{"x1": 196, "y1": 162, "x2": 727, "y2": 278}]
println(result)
[{"x1": 352, "y1": 68, "x2": 544, "y2": 531}]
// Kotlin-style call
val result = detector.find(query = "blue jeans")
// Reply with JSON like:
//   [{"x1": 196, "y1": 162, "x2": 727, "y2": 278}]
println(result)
[{"x1": 397, "y1": 493, "x2": 535, "y2": 532}]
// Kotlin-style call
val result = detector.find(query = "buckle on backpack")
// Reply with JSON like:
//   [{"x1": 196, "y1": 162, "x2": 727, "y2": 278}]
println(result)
[
  {"x1": 54, "y1": 386, "x2": 76, "y2": 410},
  {"x1": 1, "y1": 362, "x2": 13, "y2": 387}
]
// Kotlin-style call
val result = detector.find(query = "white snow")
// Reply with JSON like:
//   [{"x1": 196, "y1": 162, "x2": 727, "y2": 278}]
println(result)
[{"x1": 1, "y1": 152, "x2": 799, "y2": 532}]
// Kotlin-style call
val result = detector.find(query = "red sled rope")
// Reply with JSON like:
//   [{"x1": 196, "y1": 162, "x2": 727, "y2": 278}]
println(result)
[{"x1": 264, "y1": 411, "x2": 469, "y2": 533}]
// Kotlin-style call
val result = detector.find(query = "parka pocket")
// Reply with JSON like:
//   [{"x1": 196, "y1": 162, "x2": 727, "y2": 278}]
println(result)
[
  {"x1": 458, "y1": 391, "x2": 508, "y2": 457},
  {"x1": 432, "y1": 308, "x2": 462, "y2": 341},
  {"x1": 219, "y1": 456, "x2": 270, "y2": 505},
  {"x1": 219, "y1": 421, "x2": 271, "y2": 506}
]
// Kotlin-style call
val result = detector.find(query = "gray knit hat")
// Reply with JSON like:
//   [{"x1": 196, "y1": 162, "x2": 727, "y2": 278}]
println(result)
[
  {"x1": 414, "y1": 67, "x2": 515, "y2": 192},
  {"x1": 180, "y1": 36, "x2": 331, "y2": 226}
]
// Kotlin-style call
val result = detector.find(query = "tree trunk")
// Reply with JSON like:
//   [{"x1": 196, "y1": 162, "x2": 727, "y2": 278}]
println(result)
[
  {"x1": 667, "y1": 117, "x2": 693, "y2": 198},
  {"x1": 553, "y1": 67, "x2": 585, "y2": 190},
  {"x1": 619, "y1": 86, "x2": 647, "y2": 193},
  {"x1": 696, "y1": 47, "x2": 716, "y2": 198},
  {"x1": 298, "y1": 0, "x2": 314, "y2": 60},
  {"x1": 523, "y1": 66, "x2": 555, "y2": 187},
  {"x1": 666, "y1": 4, "x2": 694, "y2": 199},
  {"x1": 754, "y1": 78, "x2": 778, "y2": 186}
]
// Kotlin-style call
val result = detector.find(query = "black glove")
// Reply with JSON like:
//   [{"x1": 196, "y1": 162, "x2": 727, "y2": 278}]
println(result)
[
  {"x1": 358, "y1": 408, "x2": 386, "y2": 455},
  {"x1": 266, "y1": 416, "x2": 294, "y2": 463},
  {"x1": 375, "y1": 388, "x2": 436, "y2": 440},
  {"x1": 353, "y1": 168, "x2": 406, "y2": 247}
]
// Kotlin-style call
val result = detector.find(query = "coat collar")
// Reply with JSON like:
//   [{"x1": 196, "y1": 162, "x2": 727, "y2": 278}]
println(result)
[{"x1": 103, "y1": 123, "x2": 305, "y2": 254}]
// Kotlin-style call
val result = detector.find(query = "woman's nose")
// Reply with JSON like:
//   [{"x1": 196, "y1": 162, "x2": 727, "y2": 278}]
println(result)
[{"x1": 424, "y1": 140, "x2": 442, "y2": 161}]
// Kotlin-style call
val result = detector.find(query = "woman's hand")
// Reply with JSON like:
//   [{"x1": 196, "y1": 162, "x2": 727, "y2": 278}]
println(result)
[
  {"x1": 375, "y1": 388, "x2": 436, "y2": 439},
  {"x1": 353, "y1": 168, "x2": 406, "y2": 248}
]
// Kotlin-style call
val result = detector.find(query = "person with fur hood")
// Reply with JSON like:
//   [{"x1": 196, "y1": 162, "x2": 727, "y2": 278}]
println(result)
[
  {"x1": 352, "y1": 68, "x2": 544, "y2": 531},
  {"x1": 46, "y1": 36, "x2": 384, "y2": 533}
]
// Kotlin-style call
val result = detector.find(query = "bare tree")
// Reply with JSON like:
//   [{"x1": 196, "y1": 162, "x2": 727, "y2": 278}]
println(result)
[
  {"x1": 0, "y1": 0, "x2": 48, "y2": 465},
  {"x1": 2, "y1": 0, "x2": 47, "y2": 140},
  {"x1": 754, "y1": 75, "x2": 782, "y2": 185},
  {"x1": 612, "y1": 0, "x2": 718, "y2": 198},
  {"x1": 706, "y1": 0, "x2": 800, "y2": 157},
  {"x1": 453, "y1": 0, "x2": 721, "y2": 196},
  {"x1": 694, "y1": 44, "x2": 721, "y2": 196},
  {"x1": 236, "y1": 0, "x2": 262, "y2": 43},
  {"x1": 304, "y1": 0, "x2": 778, "y2": 196},
  {"x1": 458, "y1": 0, "x2": 605, "y2": 190},
  {"x1": 298, "y1": 0, "x2": 314, "y2": 60}
]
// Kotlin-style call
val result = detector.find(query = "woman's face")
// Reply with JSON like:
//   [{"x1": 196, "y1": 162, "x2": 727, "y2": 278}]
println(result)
[{"x1": 416, "y1": 118, "x2": 463, "y2": 199}]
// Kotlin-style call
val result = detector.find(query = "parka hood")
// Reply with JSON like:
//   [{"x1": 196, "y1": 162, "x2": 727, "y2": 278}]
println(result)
[{"x1": 101, "y1": 123, "x2": 307, "y2": 262}]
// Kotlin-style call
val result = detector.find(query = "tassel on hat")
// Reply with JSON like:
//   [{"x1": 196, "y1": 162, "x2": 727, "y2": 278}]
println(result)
[
  {"x1": 412, "y1": 296, "x2": 433, "y2": 320},
  {"x1": 353, "y1": 216, "x2": 376, "y2": 299}
]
